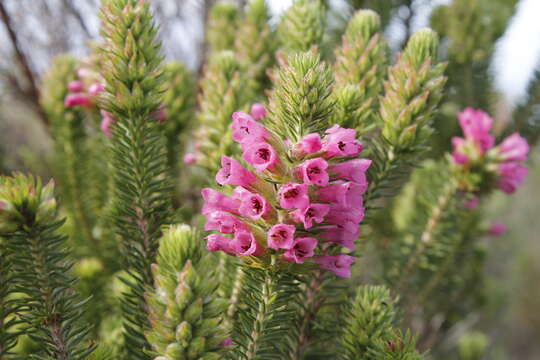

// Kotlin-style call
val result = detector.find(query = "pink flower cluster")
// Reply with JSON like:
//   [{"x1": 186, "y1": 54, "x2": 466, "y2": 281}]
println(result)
[
  {"x1": 452, "y1": 108, "x2": 530, "y2": 194},
  {"x1": 201, "y1": 106, "x2": 371, "y2": 278}
]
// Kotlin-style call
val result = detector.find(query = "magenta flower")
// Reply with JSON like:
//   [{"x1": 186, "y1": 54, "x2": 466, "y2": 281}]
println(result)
[
  {"x1": 152, "y1": 105, "x2": 167, "y2": 123},
  {"x1": 100, "y1": 115, "x2": 114, "y2": 138},
  {"x1": 329, "y1": 158, "x2": 371, "y2": 183},
  {"x1": 294, "y1": 133, "x2": 322, "y2": 155},
  {"x1": 488, "y1": 222, "x2": 507, "y2": 237},
  {"x1": 64, "y1": 93, "x2": 92, "y2": 107},
  {"x1": 464, "y1": 196, "x2": 480, "y2": 210},
  {"x1": 231, "y1": 231, "x2": 263, "y2": 256},
  {"x1": 323, "y1": 125, "x2": 362, "y2": 157},
  {"x1": 496, "y1": 133, "x2": 529, "y2": 162},
  {"x1": 451, "y1": 137, "x2": 469, "y2": 165},
  {"x1": 68, "y1": 80, "x2": 85, "y2": 92},
  {"x1": 292, "y1": 203, "x2": 330, "y2": 229},
  {"x1": 458, "y1": 107, "x2": 494, "y2": 153},
  {"x1": 206, "y1": 234, "x2": 234, "y2": 254},
  {"x1": 278, "y1": 183, "x2": 310, "y2": 210},
  {"x1": 232, "y1": 112, "x2": 269, "y2": 146},
  {"x1": 204, "y1": 211, "x2": 248, "y2": 234},
  {"x1": 216, "y1": 156, "x2": 257, "y2": 188},
  {"x1": 298, "y1": 158, "x2": 329, "y2": 186},
  {"x1": 243, "y1": 142, "x2": 279, "y2": 172},
  {"x1": 219, "y1": 338, "x2": 233, "y2": 347},
  {"x1": 250, "y1": 103, "x2": 267, "y2": 121},
  {"x1": 314, "y1": 255, "x2": 355, "y2": 278},
  {"x1": 497, "y1": 163, "x2": 528, "y2": 194},
  {"x1": 316, "y1": 181, "x2": 366, "y2": 208},
  {"x1": 201, "y1": 188, "x2": 239, "y2": 216},
  {"x1": 233, "y1": 187, "x2": 271, "y2": 220},
  {"x1": 283, "y1": 237, "x2": 318, "y2": 264},
  {"x1": 320, "y1": 226, "x2": 358, "y2": 251},
  {"x1": 183, "y1": 153, "x2": 197, "y2": 165},
  {"x1": 327, "y1": 205, "x2": 365, "y2": 233},
  {"x1": 267, "y1": 224, "x2": 296, "y2": 250}
]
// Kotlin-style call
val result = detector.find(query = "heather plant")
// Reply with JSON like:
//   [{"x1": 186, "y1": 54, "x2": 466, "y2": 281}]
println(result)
[{"x1": 0, "y1": 0, "x2": 537, "y2": 359}]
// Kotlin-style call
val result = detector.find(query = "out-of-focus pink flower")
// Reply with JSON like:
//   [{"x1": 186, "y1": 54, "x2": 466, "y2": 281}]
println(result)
[
  {"x1": 497, "y1": 162, "x2": 528, "y2": 194},
  {"x1": 315, "y1": 255, "x2": 355, "y2": 278},
  {"x1": 219, "y1": 338, "x2": 233, "y2": 347},
  {"x1": 488, "y1": 222, "x2": 507, "y2": 237},
  {"x1": 323, "y1": 125, "x2": 362, "y2": 158},
  {"x1": 458, "y1": 107, "x2": 494, "y2": 153},
  {"x1": 464, "y1": 196, "x2": 480, "y2": 210},
  {"x1": 497, "y1": 133, "x2": 529, "y2": 162},
  {"x1": 250, "y1": 103, "x2": 267, "y2": 121},
  {"x1": 283, "y1": 237, "x2": 317, "y2": 264},
  {"x1": 243, "y1": 142, "x2": 279, "y2": 172},
  {"x1": 278, "y1": 183, "x2": 310, "y2": 210},
  {"x1": 65, "y1": 93, "x2": 92, "y2": 107},
  {"x1": 267, "y1": 224, "x2": 296, "y2": 250},
  {"x1": 152, "y1": 105, "x2": 167, "y2": 123},
  {"x1": 298, "y1": 158, "x2": 329, "y2": 186},
  {"x1": 88, "y1": 83, "x2": 105, "y2": 96},
  {"x1": 68, "y1": 80, "x2": 85, "y2": 92},
  {"x1": 183, "y1": 153, "x2": 197, "y2": 165}
]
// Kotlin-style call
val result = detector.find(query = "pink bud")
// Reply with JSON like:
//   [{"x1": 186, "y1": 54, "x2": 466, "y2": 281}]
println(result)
[
  {"x1": 231, "y1": 112, "x2": 269, "y2": 146},
  {"x1": 297, "y1": 158, "x2": 329, "y2": 186},
  {"x1": 267, "y1": 224, "x2": 296, "y2": 250},
  {"x1": 295, "y1": 133, "x2": 322, "y2": 155},
  {"x1": 152, "y1": 105, "x2": 167, "y2": 123},
  {"x1": 283, "y1": 237, "x2": 318, "y2": 264},
  {"x1": 250, "y1": 103, "x2": 267, "y2": 121},
  {"x1": 497, "y1": 162, "x2": 528, "y2": 194},
  {"x1": 315, "y1": 255, "x2": 355, "y2": 278},
  {"x1": 100, "y1": 116, "x2": 114, "y2": 137},
  {"x1": 278, "y1": 183, "x2": 310, "y2": 210}
]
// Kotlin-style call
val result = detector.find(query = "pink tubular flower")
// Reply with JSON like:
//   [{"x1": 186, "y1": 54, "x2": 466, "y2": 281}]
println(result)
[
  {"x1": 232, "y1": 112, "x2": 269, "y2": 146},
  {"x1": 233, "y1": 187, "x2": 271, "y2": 220},
  {"x1": 327, "y1": 205, "x2": 365, "y2": 233},
  {"x1": 201, "y1": 188, "x2": 239, "y2": 215},
  {"x1": 267, "y1": 224, "x2": 296, "y2": 249},
  {"x1": 458, "y1": 107, "x2": 494, "y2": 152},
  {"x1": 316, "y1": 181, "x2": 366, "y2": 208},
  {"x1": 323, "y1": 125, "x2": 362, "y2": 158},
  {"x1": 204, "y1": 211, "x2": 248, "y2": 234},
  {"x1": 243, "y1": 142, "x2": 279, "y2": 172},
  {"x1": 232, "y1": 231, "x2": 263, "y2": 256},
  {"x1": 64, "y1": 93, "x2": 92, "y2": 107},
  {"x1": 315, "y1": 255, "x2": 355, "y2": 278},
  {"x1": 295, "y1": 133, "x2": 322, "y2": 155},
  {"x1": 298, "y1": 158, "x2": 329, "y2": 186},
  {"x1": 488, "y1": 222, "x2": 507, "y2": 237},
  {"x1": 250, "y1": 103, "x2": 267, "y2": 121},
  {"x1": 496, "y1": 133, "x2": 529, "y2": 162},
  {"x1": 320, "y1": 226, "x2": 358, "y2": 251},
  {"x1": 206, "y1": 234, "x2": 234, "y2": 254},
  {"x1": 497, "y1": 163, "x2": 528, "y2": 194},
  {"x1": 68, "y1": 80, "x2": 85, "y2": 92},
  {"x1": 216, "y1": 156, "x2": 257, "y2": 188},
  {"x1": 100, "y1": 115, "x2": 114, "y2": 138},
  {"x1": 329, "y1": 158, "x2": 371, "y2": 183},
  {"x1": 183, "y1": 153, "x2": 197, "y2": 165},
  {"x1": 292, "y1": 204, "x2": 330, "y2": 229},
  {"x1": 278, "y1": 183, "x2": 310, "y2": 210},
  {"x1": 283, "y1": 237, "x2": 318, "y2": 264}
]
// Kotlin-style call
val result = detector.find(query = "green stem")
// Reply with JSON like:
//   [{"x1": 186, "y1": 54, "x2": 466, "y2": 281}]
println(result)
[{"x1": 395, "y1": 180, "x2": 458, "y2": 293}]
